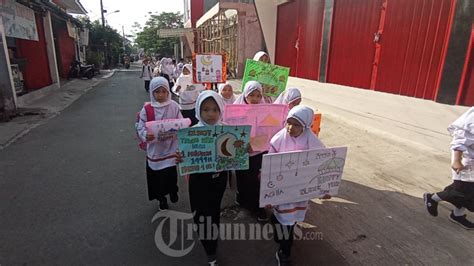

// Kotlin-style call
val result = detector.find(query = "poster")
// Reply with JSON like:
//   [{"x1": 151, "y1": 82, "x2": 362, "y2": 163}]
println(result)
[
  {"x1": 259, "y1": 147, "x2": 348, "y2": 207},
  {"x1": 241, "y1": 59, "x2": 290, "y2": 97},
  {"x1": 145, "y1": 118, "x2": 191, "y2": 143},
  {"x1": 177, "y1": 125, "x2": 251, "y2": 175},
  {"x1": 0, "y1": 0, "x2": 38, "y2": 41},
  {"x1": 192, "y1": 53, "x2": 227, "y2": 83},
  {"x1": 223, "y1": 104, "x2": 288, "y2": 151}
]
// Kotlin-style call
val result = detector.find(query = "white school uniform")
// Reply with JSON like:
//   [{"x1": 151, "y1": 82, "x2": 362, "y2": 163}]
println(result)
[
  {"x1": 269, "y1": 105, "x2": 326, "y2": 225},
  {"x1": 172, "y1": 64, "x2": 205, "y2": 110},
  {"x1": 448, "y1": 107, "x2": 474, "y2": 182},
  {"x1": 136, "y1": 77, "x2": 183, "y2": 170}
]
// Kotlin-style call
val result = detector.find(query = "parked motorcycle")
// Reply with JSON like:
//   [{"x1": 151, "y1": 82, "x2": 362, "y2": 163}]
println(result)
[{"x1": 67, "y1": 60, "x2": 96, "y2": 80}]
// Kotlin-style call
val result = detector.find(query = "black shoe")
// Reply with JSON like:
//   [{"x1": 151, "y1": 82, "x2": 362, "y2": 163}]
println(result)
[
  {"x1": 170, "y1": 192, "x2": 179, "y2": 203},
  {"x1": 449, "y1": 211, "x2": 474, "y2": 230},
  {"x1": 423, "y1": 192, "x2": 438, "y2": 217},
  {"x1": 257, "y1": 208, "x2": 269, "y2": 222},
  {"x1": 275, "y1": 249, "x2": 291, "y2": 266},
  {"x1": 159, "y1": 198, "x2": 169, "y2": 210}
]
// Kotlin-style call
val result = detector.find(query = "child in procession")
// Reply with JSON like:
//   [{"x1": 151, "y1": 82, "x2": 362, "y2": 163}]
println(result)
[
  {"x1": 234, "y1": 80, "x2": 269, "y2": 221},
  {"x1": 274, "y1": 87, "x2": 302, "y2": 110},
  {"x1": 139, "y1": 57, "x2": 153, "y2": 92},
  {"x1": 253, "y1": 51, "x2": 273, "y2": 104},
  {"x1": 136, "y1": 77, "x2": 183, "y2": 210},
  {"x1": 176, "y1": 91, "x2": 228, "y2": 266},
  {"x1": 424, "y1": 107, "x2": 474, "y2": 229},
  {"x1": 218, "y1": 82, "x2": 236, "y2": 106},
  {"x1": 172, "y1": 64, "x2": 205, "y2": 126},
  {"x1": 266, "y1": 105, "x2": 330, "y2": 265}
]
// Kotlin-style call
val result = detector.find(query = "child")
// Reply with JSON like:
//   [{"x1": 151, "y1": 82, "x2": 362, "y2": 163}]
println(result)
[
  {"x1": 172, "y1": 64, "x2": 205, "y2": 126},
  {"x1": 218, "y1": 82, "x2": 235, "y2": 105},
  {"x1": 424, "y1": 107, "x2": 474, "y2": 229},
  {"x1": 253, "y1": 51, "x2": 270, "y2": 63},
  {"x1": 267, "y1": 105, "x2": 330, "y2": 265},
  {"x1": 136, "y1": 77, "x2": 183, "y2": 210},
  {"x1": 234, "y1": 81, "x2": 269, "y2": 221},
  {"x1": 176, "y1": 91, "x2": 228, "y2": 266},
  {"x1": 252, "y1": 51, "x2": 273, "y2": 103},
  {"x1": 274, "y1": 87, "x2": 302, "y2": 110},
  {"x1": 139, "y1": 57, "x2": 153, "y2": 92}
]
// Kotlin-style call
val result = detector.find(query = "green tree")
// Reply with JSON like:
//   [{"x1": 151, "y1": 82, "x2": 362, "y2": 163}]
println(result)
[
  {"x1": 77, "y1": 16, "x2": 127, "y2": 68},
  {"x1": 135, "y1": 12, "x2": 183, "y2": 57}
]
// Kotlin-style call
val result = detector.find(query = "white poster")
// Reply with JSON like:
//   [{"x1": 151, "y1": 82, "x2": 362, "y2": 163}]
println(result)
[
  {"x1": 194, "y1": 54, "x2": 224, "y2": 83},
  {"x1": 259, "y1": 147, "x2": 348, "y2": 207},
  {"x1": 0, "y1": 0, "x2": 38, "y2": 41}
]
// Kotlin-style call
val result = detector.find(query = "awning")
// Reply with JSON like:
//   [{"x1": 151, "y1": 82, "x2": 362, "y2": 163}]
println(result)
[{"x1": 50, "y1": 0, "x2": 87, "y2": 14}]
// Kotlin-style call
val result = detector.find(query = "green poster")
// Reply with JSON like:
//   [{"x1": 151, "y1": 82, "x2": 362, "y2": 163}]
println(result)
[
  {"x1": 177, "y1": 125, "x2": 250, "y2": 175},
  {"x1": 241, "y1": 59, "x2": 290, "y2": 97}
]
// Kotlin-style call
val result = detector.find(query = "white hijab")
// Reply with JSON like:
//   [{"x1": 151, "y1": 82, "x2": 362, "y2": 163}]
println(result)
[
  {"x1": 448, "y1": 107, "x2": 474, "y2": 135},
  {"x1": 270, "y1": 105, "x2": 325, "y2": 153},
  {"x1": 274, "y1": 87, "x2": 302, "y2": 105},
  {"x1": 253, "y1": 51, "x2": 269, "y2": 62},
  {"x1": 149, "y1": 77, "x2": 171, "y2": 108},
  {"x1": 195, "y1": 90, "x2": 225, "y2": 127},
  {"x1": 218, "y1": 82, "x2": 236, "y2": 105},
  {"x1": 233, "y1": 80, "x2": 265, "y2": 104}
]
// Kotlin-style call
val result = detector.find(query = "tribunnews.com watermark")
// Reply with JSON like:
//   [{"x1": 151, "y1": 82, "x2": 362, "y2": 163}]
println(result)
[{"x1": 152, "y1": 210, "x2": 323, "y2": 257}]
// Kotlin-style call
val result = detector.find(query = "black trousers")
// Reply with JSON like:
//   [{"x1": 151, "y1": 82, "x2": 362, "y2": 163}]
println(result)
[
  {"x1": 437, "y1": 180, "x2": 474, "y2": 211},
  {"x1": 144, "y1": 80, "x2": 150, "y2": 92},
  {"x1": 146, "y1": 163, "x2": 178, "y2": 201},
  {"x1": 236, "y1": 153, "x2": 265, "y2": 211},
  {"x1": 271, "y1": 214, "x2": 295, "y2": 256},
  {"x1": 181, "y1": 109, "x2": 199, "y2": 126},
  {"x1": 189, "y1": 171, "x2": 228, "y2": 256}
]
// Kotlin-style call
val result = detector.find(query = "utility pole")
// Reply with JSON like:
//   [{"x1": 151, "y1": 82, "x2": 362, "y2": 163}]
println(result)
[
  {"x1": 100, "y1": 0, "x2": 105, "y2": 27},
  {"x1": 100, "y1": 0, "x2": 108, "y2": 68}
]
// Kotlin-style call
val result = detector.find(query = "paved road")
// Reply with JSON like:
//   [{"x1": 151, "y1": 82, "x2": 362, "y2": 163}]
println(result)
[{"x1": 0, "y1": 68, "x2": 346, "y2": 265}]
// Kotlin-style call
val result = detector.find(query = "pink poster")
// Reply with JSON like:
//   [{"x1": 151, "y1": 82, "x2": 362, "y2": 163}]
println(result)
[
  {"x1": 146, "y1": 118, "x2": 191, "y2": 143},
  {"x1": 223, "y1": 104, "x2": 288, "y2": 151}
]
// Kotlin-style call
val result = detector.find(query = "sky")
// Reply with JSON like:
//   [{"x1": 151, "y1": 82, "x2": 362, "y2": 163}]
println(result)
[{"x1": 78, "y1": 0, "x2": 185, "y2": 39}]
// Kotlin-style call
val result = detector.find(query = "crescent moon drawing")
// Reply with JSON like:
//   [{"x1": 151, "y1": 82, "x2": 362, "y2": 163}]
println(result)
[
  {"x1": 221, "y1": 138, "x2": 232, "y2": 157},
  {"x1": 200, "y1": 55, "x2": 213, "y2": 66}
]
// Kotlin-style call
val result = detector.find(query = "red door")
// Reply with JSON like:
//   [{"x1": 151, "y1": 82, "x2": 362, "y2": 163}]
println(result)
[
  {"x1": 456, "y1": 24, "x2": 474, "y2": 106},
  {"x1": 375, "y1": 0, "x2": 455, "y2": 100},
  {"x1": 275, "y1": 0, "x2": 324, "y2": 80},
  {"x1": 327, "y1": 0, "x2": 384, "y2": 89}
]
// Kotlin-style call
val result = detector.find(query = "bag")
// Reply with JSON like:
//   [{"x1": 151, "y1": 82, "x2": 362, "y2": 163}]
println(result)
[{"x1": 136, "y1": 103, "x2": 155, "y2": 151}]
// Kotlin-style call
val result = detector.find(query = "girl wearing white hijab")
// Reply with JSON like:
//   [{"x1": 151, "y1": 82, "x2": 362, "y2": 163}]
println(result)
[
  {"x1": 253, "y1": 51, "x2": 270, "y2": 63},
  {"x1": 234, "y1": 81, "x2": 269, "y2": 221},
  {"x1": 274, "y1": 87, "x2": 302, "y2": 110},
  {"x1": 136, "y1": 77, "x2": 183, "y2": 210},
  {"x1": 217, "y1": 82, "x2": 236, "y2": 105},
  {"x1": 172, "y1": 64, "x2": 205, "y2": 126},
  {"x1": 424, "y1": 107, "x2": 474, "y2": 229},
  {"x1": 176, "y1": 91, "x2": 227, "y2": 265},
  {"x1": 267, "y1": 105, "x2": 328, "y2": 264},
  {"x1": 252, "y1": 51, "x2": 274, "y2": 103}
]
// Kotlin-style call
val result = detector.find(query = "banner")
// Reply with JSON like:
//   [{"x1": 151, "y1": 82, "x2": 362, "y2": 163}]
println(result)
[
  {"x1": 177, "y1": 125, "x2": 250, "y2": 175},
  {"x1": 0, "y1": 0, "x2": 38, "y2": 41},
  {"x1": 259, "y1": 147, "x2": 347, "y2": 207},
  {"x1": 223, "y1": 104, "x2": 288, "y2": 151},
  {"x1": 146, "y1": 118, "x2": 191, "y2": 143},
  {"x1": 241, "y1": 59, "x2": 290, "y2": 97},
  {"x1": 192, "y1": 53, "x2": 227, "y2": 83}
]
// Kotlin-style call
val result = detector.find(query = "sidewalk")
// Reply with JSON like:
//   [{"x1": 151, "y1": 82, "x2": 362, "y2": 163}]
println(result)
[
  {"x1": 0, "y1": 70, "x2": 116, "y2": 149},
  {"x1": 231, "y1": 77, "x2": 470, "y2": 153}
]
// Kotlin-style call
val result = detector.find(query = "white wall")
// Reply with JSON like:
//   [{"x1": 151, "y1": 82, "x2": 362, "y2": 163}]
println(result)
[
  {"x1": 43, "y1": 11, "x2": 60, "y2": 87},
  {"x1": 254, "y1": 0, "x2": 278, "y2": 63}
]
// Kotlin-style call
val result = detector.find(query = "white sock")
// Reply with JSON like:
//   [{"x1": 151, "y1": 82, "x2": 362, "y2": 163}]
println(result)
[
  {"x1": 453, "y1": 207, "x2": 466, "y2": 217},
  {"x1": 431, "y1": 193, "x2": 442, "y2": 202}
]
